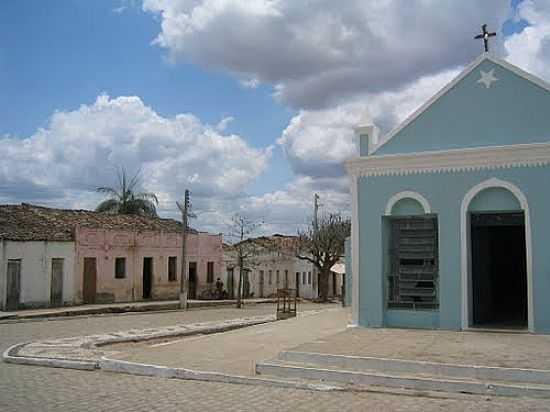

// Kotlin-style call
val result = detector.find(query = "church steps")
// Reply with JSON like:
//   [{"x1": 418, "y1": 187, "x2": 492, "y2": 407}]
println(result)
[
  {"x1": 254, "y1": 351, "x2": 550, "y2": 398},
  {"x1": 274, "y1": 351, "x2": 550, "y2": 384}
]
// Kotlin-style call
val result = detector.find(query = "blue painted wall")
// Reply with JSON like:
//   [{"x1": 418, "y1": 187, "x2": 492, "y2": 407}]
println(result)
[
  {"x1": 376, "y1": 58, "x2": 550, "y2": 155},
  {"x1": 358, "y1": 167, "x2": 550, "y2": 333}
]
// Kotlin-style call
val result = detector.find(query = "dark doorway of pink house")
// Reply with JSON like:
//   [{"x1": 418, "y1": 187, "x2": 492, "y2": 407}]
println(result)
[{"x1": 142, "y1": 257, "x2": 153, "y2": 299}]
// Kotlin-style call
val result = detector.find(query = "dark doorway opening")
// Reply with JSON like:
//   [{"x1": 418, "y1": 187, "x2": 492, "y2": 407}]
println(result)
[
  {"x1": 188, "y1": 262, "x2": 197, "y2": 299},
  {"x1": 142, "y1": 257, "x2": 153, "y2": 299},
  {"x1": 295, "y1": 272, "x2": 300, "y2": 298},
  {"x1": 471, "y1": 212, "x2": 527, "y2": 329},
  {"x1": 6, "y1": 259, "x2": 21, "y2": 311}
]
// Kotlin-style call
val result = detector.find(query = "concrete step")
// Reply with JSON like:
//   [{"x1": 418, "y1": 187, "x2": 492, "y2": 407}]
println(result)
[
  {"x1": 275, "y1": 351, "x2": 550, "y2": 385},
  {"x1": 255, "y1": 356, "x2": 550, "y2": 398}
]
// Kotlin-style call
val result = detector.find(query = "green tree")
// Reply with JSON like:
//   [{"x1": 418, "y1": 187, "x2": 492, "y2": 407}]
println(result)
[{"x1": 95, "y1": 168, "x2": 159, "y2": 217}]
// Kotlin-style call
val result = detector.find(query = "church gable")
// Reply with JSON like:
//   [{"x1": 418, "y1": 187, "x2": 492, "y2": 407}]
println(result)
[{"x1": 374, "y1": 55, "x2": 550, "y2": 155}]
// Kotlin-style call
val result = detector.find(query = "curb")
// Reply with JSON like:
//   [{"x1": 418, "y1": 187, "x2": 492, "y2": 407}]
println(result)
[
  {"x1": 3, "y1": 342, "x2": 98, "y2": 370},
  {"x1": 99, "y1": 357, "x2": 342, "y2": 392},
  {"x1": 1, "y1": 299, "x2": 279, "y2": 324}
]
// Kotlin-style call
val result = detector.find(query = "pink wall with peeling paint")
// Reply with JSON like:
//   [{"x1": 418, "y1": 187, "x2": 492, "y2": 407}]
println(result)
[{"x1": 74, "y1": 227, "x2": 223, "y2": 303}]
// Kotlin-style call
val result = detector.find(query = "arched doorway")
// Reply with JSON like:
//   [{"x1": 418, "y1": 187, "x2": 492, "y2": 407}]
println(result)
[{"x1": 461, "y1": 179, "x2": 533, "y2": 331}]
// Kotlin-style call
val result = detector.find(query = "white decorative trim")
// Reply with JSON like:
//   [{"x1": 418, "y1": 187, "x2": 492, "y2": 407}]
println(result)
[
  {"x1": 384, "y1": 191, "x2": 431, "y2": 215},
  {"x1": 460, "y1": 178, "x2": 534, "y2": 332},
  {"x1": 345, "y1": 142, "x2": 550, "y2": 178},
  {"x1": 372, "y1": 53, "x2": 550, "y2": 154},
  {"x1": 350, "y1": 175, "x2": 360, "y2": 326}
]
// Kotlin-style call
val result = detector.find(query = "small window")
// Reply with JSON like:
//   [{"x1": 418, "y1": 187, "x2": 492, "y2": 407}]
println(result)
[
  {"x1": 302, "y1": 272, "x2": 306, "y2": 284},
  {"x1": 268, "y1": 270, "x2": 272, "y2": 285},
  {"x1": 168, "y1": 256, "x2": 177, "y2": 281},
  {"x1": 308, "y1": 271, "x2": 312, "y2": 285},
  {"x1": 115, "y1": 257, "x2": 126, "y2": 279},
  {"x1": 276, "y1": 270, "x2": 280, "y2": 286},
  {"x1": 207, "y1": 261, "x2": 214, "y2": 283}
]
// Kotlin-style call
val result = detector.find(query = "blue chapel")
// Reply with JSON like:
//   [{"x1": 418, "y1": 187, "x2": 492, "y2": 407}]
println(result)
[{"x1": 345, "y1": 53, "x2": 550, "y2": 333}]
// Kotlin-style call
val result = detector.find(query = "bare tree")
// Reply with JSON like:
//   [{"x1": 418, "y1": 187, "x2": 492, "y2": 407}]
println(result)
[
  {"x1": 296, "y1": 213, "x2": 350, "y2": 302},
  {"x1": 227, "y1": 214, "x2": 262, "y2": 308}
]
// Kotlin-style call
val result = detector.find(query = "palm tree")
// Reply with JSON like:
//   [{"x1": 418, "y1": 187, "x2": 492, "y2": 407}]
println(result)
[{"x1": 95, "y1": 168, "x2": 159, "y2": 217}]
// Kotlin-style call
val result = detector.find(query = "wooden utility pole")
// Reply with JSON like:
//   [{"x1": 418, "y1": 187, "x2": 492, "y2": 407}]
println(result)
[{"x1": 176, "y1": 190, "x2": 190, "y2": 310}]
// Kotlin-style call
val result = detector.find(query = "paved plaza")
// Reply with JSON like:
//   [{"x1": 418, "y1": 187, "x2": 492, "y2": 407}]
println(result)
[{"x1": 1, "y1": 303, "x2": 550, "y2": 411}]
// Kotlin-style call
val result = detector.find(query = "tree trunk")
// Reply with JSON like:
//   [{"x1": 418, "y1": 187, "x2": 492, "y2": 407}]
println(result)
[
  {"x1": 236, "y1": 260, "x2": 243, "y2": 308},
  {"x1": 318, "y1": 269, "x2": 330, "y2": 302}
]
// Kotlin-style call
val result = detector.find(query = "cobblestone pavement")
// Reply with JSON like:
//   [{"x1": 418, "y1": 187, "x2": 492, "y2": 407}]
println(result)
[{"x1": 1, "y1": 303, "x2": 549, "y2": 411}]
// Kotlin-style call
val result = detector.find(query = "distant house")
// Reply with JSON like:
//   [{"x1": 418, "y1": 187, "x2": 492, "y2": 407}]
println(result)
[
  {"x1": 0, "y1": 204, "x2": 222, "y2": 310},
  {"x1": 223, "y1": 234, "x2": 342, "y2": 300}
]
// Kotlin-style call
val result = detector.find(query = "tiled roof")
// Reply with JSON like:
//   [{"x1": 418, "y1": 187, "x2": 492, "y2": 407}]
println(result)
[
  {"x1": 0, "y1": 203, "x2": 184, "y2": 242},
  {"x1": 235, "y1": 234, "x2": 299, "y2": 252}
]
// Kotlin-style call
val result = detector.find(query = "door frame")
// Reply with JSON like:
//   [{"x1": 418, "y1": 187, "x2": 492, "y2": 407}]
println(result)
[{"x1": 460, "y1": 178, "x2": 534, "y2": 332}]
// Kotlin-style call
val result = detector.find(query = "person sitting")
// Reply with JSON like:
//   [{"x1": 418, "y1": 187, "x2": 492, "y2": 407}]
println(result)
[{"x1": 215, "y1": 278, "x2": 224, "y2": 299}]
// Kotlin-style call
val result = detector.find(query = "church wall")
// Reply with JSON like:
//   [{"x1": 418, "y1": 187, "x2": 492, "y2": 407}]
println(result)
[
  {"x1": 357, "y1": 165, "x2": 550, "y2": 333},
  {"x1": 376, "y1": 59, "x2": 550, "y2": 155}
]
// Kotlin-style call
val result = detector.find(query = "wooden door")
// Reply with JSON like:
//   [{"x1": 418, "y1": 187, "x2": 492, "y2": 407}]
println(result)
[
  {"x1": 50, "y1": 258, "x2": 64, "y2": 307},
  {"x1": 83, "y1": 257, "x2": 97, "y2": 304},
  {"x1": 6, "y1": 260, "x2": 21, "y2": 311}
]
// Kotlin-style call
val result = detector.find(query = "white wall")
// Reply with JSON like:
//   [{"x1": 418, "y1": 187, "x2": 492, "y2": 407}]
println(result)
[{"x1": 0, "y1": 240, "x2": 75, "y2": 309}]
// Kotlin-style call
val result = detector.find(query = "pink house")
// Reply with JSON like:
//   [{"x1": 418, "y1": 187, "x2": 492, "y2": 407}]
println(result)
[
  {"x1": 75, "y1": 228, "x2": 223, "y2": 304},
  {"x1": 0, "y1": 204, "x2": 223, "y2": 308}
]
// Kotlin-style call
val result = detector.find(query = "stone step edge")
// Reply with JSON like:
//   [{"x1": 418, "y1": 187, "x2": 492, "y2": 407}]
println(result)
[
  {"x1": 276, "y1": 351, "x2": 550, "y2": 385},
  {"x1": 255, "y1": 361, "x2": 550, "y2": 398}
]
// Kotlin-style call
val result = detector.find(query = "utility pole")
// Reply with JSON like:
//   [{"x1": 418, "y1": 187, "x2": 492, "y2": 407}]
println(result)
[
  {"x1": 314, "y1": 193, "x2": 320, "y2": 233},
  {"x1": 176, "y1": 190, "x2": 190, "y2": 310}
]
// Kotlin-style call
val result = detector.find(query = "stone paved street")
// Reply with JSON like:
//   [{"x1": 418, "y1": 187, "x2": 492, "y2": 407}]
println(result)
[{"x1": 1, "y1": 303, "x2": 549, "y2": 411}]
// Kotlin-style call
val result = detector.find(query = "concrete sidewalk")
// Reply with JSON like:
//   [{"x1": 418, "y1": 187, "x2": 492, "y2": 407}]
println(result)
[
  {"x1": 288, "y1": 327, "x2": 550, "y2": 370},
  {"x1": 108, "y1": 307, "x2": 349, "y2": 376},
  {"x1": 0, "y1": 298, "x2": 277, "y2": 321}
]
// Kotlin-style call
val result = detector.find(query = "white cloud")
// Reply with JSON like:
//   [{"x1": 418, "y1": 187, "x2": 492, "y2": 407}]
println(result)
[
  {"x1": 0, "y1": 95, "x2": 271, "y2": 228},
  {"x1": 278, "y1": 67, "x2": 461, "y2": 178},
  {"x1": 504, "y1": 0, "x2": 550, "y2": 82},
  {"x1": 143, "y1": 0, "x2": 509, "y2": 109}
]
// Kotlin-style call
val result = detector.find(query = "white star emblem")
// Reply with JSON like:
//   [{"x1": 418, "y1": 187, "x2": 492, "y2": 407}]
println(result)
[{"x1": 477, "y1": 69, "x2": 498, "y2": 89}]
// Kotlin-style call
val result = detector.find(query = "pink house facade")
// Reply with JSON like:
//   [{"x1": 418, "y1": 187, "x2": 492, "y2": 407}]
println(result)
[{"x1": 75, "y1": 227, "x2": 223, "y2": 304}]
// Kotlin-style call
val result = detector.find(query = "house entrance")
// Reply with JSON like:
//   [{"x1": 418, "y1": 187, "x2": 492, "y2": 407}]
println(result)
[
  {"x1": 470, "y1": 212, "x2": 527, "y2": 329},
  {"x1": 142, "y1": 257, "x2": 153, "y2": 299},
  {"x1": 6, "y1": 259, "x2": 21, "y2": 311},
  {"x1": 188, "y1": 262, "x2": 197, "y2": 299},
  {"x1": 83, "y1": 257, "x2": 97, "y2": 304}
]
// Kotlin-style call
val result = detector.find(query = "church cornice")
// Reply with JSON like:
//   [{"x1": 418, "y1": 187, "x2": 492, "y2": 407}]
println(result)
[{"x1": 345, "y1": 141, "x2": 550, "y2": 177}]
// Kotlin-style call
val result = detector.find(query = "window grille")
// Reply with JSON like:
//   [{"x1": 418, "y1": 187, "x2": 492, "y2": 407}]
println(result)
[
  {"x1": 388, "y1": 217, "x2": 439, "y2": 310},
  {"x1": 115, "y1": 257, "x2": 126, "y2": 279}
]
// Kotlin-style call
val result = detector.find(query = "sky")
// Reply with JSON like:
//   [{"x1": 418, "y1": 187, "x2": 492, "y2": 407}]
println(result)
[{"x1": 1, "y1": 0, "x2": 549, "y2": 237}]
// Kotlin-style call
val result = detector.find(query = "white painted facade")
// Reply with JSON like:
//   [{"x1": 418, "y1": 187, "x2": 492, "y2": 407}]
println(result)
[{"x1": 0, "y1": 240, "x2": 76, "y2": 310}]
